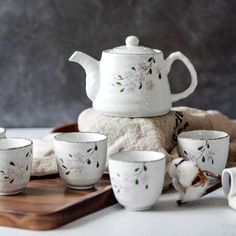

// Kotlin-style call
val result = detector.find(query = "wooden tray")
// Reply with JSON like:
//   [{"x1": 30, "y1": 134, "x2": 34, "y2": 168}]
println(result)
[{"x1": 0, "y1": 174, "x2": 116, "y2": 230}]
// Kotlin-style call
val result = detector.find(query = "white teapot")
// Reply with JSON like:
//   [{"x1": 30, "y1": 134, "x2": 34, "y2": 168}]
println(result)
[{"x1": 69, "y1": 36, "x2": 197, "y2": 117}]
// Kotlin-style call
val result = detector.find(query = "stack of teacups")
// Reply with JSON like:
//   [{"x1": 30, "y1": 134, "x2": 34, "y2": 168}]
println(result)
[{"x1": 0, "y1": 128, "x2": 33, "y2": 195}]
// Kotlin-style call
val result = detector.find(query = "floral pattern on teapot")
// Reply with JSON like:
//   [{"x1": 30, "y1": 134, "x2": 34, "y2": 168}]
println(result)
[
  {"x1": 112, "y1": 55, "x2": 162, "y2": 93},
  {"x1": 69, "y1": 35, "x2": 198, "y2": 117}
]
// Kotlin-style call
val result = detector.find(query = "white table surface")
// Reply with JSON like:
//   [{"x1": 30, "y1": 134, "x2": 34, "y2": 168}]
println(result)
[{"x1": 0, "y1": 128, "x2": 236, "y2": 236}]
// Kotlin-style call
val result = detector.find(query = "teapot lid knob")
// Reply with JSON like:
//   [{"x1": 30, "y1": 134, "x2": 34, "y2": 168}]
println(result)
[{"x1": 125, "y1": 36, "x2": 139, "y2": 47}]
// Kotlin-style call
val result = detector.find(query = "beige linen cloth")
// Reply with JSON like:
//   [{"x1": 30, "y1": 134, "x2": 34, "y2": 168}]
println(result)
[
  {"x1": 32, "y1": 106, "x2": 236, "y2": 189},
  {"x1": 32, "y1": 133, "x2": 59, "y2": 176}
]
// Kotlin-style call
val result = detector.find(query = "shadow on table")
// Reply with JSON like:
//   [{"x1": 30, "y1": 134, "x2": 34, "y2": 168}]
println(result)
[
  {"x1": 59, "y1": 187, "x2": 228, "y2": 229},
  {"x1": 152, "y1": 196, "x2": 228, "y2": 212}
]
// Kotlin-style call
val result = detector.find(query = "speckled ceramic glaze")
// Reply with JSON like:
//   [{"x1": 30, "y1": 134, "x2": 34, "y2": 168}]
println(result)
[
  {"x1": 0, "y1": 128, "x2": 6, "y2": 138},
  {"x1": 53, "y1": 132, "x2": 107, "y2": 190},
  {"x1": 178, "y1": 130, "x2": 229, "y2": 176},
  {"x1": 222, "y1": 167, "x2": 236, "y2": 210},
  {"x1": 0, "y1": 138, "x2": 33, "y2": 195},
  {"x1": 69, "y1": 35, "x2": 197, "y2": 117},
  {"x1": 108, "y1": 151, "x2": 166, "y2": 211}
]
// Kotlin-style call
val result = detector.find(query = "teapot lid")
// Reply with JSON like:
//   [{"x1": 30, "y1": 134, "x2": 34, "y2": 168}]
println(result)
[{"x1": 106, "y1": 36, "x2": 157, "y2": 54}]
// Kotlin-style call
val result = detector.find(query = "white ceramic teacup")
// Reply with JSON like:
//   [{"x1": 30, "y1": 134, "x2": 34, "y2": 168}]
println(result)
[
  {"x1": 0, "y1": 128, "x2": 6, "y2": 138},
  {"x1": 178, "y1": 130, "x2": 229, "y2": 176},
  {"x1": 53, "y1": 132, "x2": 107, "y2": 190},
  {"x1": 0, "y1": 138, "x2": 33, "y2": 195},
  {"x1": 222, "y1": 168, "x2": 236, "y2": 209},
  {"x1": 108, "y1": 151, "x2": 166, "y2": 211}
]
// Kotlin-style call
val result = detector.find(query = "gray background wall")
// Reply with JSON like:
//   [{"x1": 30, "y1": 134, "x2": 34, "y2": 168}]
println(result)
[{"x1": 0, "y1": 0, "x2": 235, "y2": 127}]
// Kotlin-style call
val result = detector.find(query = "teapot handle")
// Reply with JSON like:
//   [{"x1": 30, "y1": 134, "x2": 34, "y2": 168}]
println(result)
[{"x1": 165, "y1": 51, "x2": 198, "y2": 103}]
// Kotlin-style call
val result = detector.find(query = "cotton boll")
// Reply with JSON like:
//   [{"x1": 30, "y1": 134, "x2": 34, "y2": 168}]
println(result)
[
  {"x1": 181, "y1": 184, "x2": 208, "y2": 203},
  {"x1": 168, "y1": 158, "x2": 184, "y2": 178},
  {"x1": 177, "y1": 161, "x2": 199, "y2": 188},
  {"x1": 169, "y1": 158, "x2": 210, "y2": 205}
]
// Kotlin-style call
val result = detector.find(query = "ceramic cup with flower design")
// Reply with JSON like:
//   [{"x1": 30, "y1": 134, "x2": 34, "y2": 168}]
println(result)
[
  {"x1": 178, "y1": 130, "x2": 229, "y2": 177},
  {"x1": 0, "y1": 128, "x2": 6, "y2": 138},
  {"x1": 0, "y1": 138, "x2": 33, "y2": 195},
  {"x1": 54, "y1": 132, "x2": 107, "y2": 190},
  {"x1": 108, "y1": 151, "x2": 166, "y2": 211}
]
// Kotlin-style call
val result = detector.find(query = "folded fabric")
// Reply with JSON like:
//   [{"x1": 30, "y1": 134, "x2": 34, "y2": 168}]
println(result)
[
  {"x1": 31, "y1": 133, "x2": 59, "y2": 176},
  {"x1": 78, "y1": 107, "x2": 236, "y2": 188},
  {"x1": 31, "y1": 106, "x2": 236, "y2": 191}
]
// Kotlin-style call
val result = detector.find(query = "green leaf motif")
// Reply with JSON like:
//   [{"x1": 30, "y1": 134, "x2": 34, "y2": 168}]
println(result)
[
  {"x1": 131, "y1": 67, "x2": 136, "y2": 71},
  {"x1": 159, "y1": 73, "x2": 162, "y2": 79},
  {"x1": 66, "y1": 171, "x2": 70, "y2": 175},
  {"x1": 116, "y1": 82, "x2": 122, "y2": 85},
  {"x1": 145, "y1": 184, "x2": 149, "y2": 189},
  {"x1": 96, "y1": 161, "x2": 99, "y2": 168},
  {"x1": 118, "y1": 75, "x2": 123, "y2": 80},
  {"x1": 120, "y1": 88, "x2": 125, "y2": 92},
  {"x1": 202, "y1": 156, "x2": 205, "y2": 162},
  {"x1": 87, "y1": 159, "x2": 91, "y2": 165},
  {"x1": 26, "y1": 165, "x2": 28, "y2": 171},
  {"x1": 62, "y1": 165, "x2": 67, "y2": 169},
  {"x1": 135, "y1": 168, "x2": 140, "y2": 172},
  {"x1": 135, "y1": 179, "x2": 139, "y2": 185},
  {"x1": 10, "y1": 179, "x2": 14, "y2": 184},
  {"x1": 148, "y1": 57, "x2": 152, "y2": 62},
  {"x1": 95, "y1": 144, "x2": 98, "y2": 151},
  {"x1": 198, "y1": 146, "x2": 204, "y2": 151},
  {"x1": 149, "y1": 69, "x2": 152, "y2": 74},
  {"x1": 143, "y1": 165, "x2": 147, "y2": 171},
  {"x1": 87, "y1": 148, "x2": 92, "y2": 153},
  {"x1": 10, "y1": 162, "x2": 15, "y2": 166},
  {"x1": 139, "y1": 83, "x2": 142, "y2": 89},
  {"x1": 69, "y1": 154, "x2": 73, "y2": 157}
]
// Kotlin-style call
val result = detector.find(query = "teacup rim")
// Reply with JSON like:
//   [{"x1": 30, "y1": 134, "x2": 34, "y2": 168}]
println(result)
[
  {"x1": 54, "y1": 132, "x2": 108, "y2": 143},
  {"x1": 0, "y1": 137, "x2": 33, "y2": 151},
  {"x1": 109, "y1": 151, "x2": 166, "y2": 163},
  {"x1": 0, "y1": 127, "x2": 6, "y2": 134},
  {"x1": 178, "y1": 130, "x2": 229, "y2": 141}
]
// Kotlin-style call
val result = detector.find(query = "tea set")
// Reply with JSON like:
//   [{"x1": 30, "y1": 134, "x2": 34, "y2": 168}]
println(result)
[{"x1": 0, "y1": 36, "x2": 234, "y2": 211}]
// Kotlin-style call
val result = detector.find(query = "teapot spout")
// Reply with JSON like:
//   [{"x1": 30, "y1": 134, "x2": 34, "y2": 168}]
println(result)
[{"x1": 69, "y1": 51, "x2": 99, "y2": 101}]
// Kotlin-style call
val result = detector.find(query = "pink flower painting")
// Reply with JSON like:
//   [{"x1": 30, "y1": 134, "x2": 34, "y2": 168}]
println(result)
[{"x1": 112, "y1": 55, "x2": 161, "y2": 93}]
